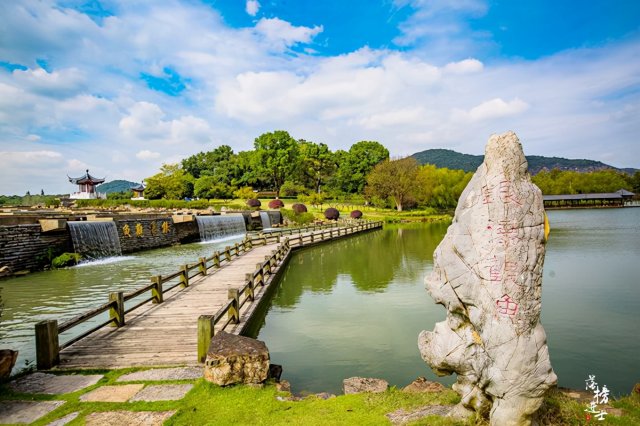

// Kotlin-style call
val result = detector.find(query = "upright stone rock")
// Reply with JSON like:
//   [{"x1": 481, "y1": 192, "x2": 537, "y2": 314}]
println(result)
[
  {"x1": 418, "y1": 131, "x2": 556, "y2": 426},
  {"x1": 204, "y1": 331, "x2": 270, "y2": 386}
]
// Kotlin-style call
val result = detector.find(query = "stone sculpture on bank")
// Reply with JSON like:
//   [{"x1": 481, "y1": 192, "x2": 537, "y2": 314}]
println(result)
[{"x1": 418, "y1": 131, "x2": 557, "y2": 425}]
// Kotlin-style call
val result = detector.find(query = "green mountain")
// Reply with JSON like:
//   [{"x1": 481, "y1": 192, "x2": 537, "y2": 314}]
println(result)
[
  {"x1": 411, "y1": 149, "x2": 632, "y2": 174},
  {"x1": 96, "y1": 180, "x2": 140, "y2": 194}
]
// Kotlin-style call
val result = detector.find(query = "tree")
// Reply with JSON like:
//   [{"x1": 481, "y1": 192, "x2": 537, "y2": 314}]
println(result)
[
  {"x1": 234, "y1": 186, "x2": 255, "y2": 201},
  {"x1": 254, "y1": 130, "x2": 300, "y2": 197},
  {"x1": 365, "y1": 157, "x2": 419, "y2": 211},
  {"x1": 194, "y1": 175, "x2": 235, "y2": 200},
  {"x1": 298, "y1": 140, "x2": 335, "y2": 193},
  {"x1": 415, "y1": 165, "x2": 472, "y2": 209},
  {"x1": 144, "y1": 164, "x2": 194, "y2": 199},
  {"x1": 332, "y1": 141, "x2": 389, "y2": 194},
  {"x1": 181, "y1": 145, "x2": 235, "y2": 179}
]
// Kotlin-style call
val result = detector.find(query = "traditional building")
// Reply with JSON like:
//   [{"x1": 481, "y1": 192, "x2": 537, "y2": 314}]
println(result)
[
  {"x1": 131, "y1": 183, "x2": 145, "y2": 200},
  {"x1": 543, "y1": 189, "x2": 635, "y2": 209},
  {"x1": 68, "y1": 169, "x2": 107, "y2": 199}
]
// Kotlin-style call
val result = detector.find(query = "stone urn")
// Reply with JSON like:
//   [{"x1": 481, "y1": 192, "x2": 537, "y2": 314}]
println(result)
[{"x1": 0, "y1": 350, "x2": 18, "y2": 381}]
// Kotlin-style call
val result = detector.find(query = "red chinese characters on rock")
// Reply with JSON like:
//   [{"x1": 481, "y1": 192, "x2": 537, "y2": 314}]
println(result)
[
  {"x1": 496, "y1": 294, "x2": 519, "y2": 317},
  {"x1": 498, "y1": 180, "x2": 522, "y2": 205}
]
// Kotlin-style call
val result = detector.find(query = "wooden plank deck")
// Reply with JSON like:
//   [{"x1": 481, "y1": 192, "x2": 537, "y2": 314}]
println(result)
[{"x1": 58, "y1": 243, "x2": 279, "y2": 369}]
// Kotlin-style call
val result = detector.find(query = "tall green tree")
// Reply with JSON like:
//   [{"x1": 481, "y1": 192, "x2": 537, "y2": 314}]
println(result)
[
  {"x1": 298, "y1": 140, "x2": 335, "y2": 193},
  {"x1": 332, "y1": 141, "x2": 389, "y2": 194},
  {"x1": 193, "y1": 175, "x2": 234, "y2": 200},
  {"x1": 144, "y1": 164, "x2": 194, "y2": 199},
  {"x1": 181, "y1": 145, "x2": 235, "y2": 181},
  {"x1": 253, "y1": 130, "x2": 300, "y2": 197},
  {"x1": 365, "y1": 157, "x2": 419, "y2": 211}
]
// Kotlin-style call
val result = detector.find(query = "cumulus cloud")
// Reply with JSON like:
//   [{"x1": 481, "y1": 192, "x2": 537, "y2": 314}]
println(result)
[
  {"x1": 0, "y1": 150, "x2": 63, "y2": 166},
  {"x1": 444, "y1": 58, "x2": 483, "y2": 74},
  {"x1": 465, "y1": 98, "x2": 529, "y2": 121},
  {"x1": 246, "y1": 0, "x2": 260, "y2": 16},
  {"x1": 254, "y1": 18, "x2": 323, "y2": 50}
]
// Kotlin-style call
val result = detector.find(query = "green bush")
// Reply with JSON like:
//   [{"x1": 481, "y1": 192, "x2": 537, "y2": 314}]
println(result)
[
  {"x1": 281, "y1": 208, "x2": 315, "y2": 225},
  {"x1": 51, "y1": 253, "x2": 82, "y2": 269}
]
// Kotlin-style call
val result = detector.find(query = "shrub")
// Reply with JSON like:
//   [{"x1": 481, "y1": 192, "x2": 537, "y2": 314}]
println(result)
[
  {"x1": 281, "y1": 209, "x2": 315, "y2": 225},
  {"x1": 247, "y1": 199, "x2": 261, "y2": 208},
  {"x1": 280, "y1": 181, "x2": 307, "y2": 197},
  {"x1": 51, "y1": 253, "x2": 82, "y2": 269},
  {"x1": 234, "y1": 186, "x2": 255, "y2": 201},
  {"x1": 292, "y1": 203, "x2": 307, "y2": 213},
  {"x1": 350, "y1": 210, "x2": 363, "y2": 219},
  {"x1": 324, "y1": 207, "x2": 340, "y2": 220},
  {"x1": 268, "y1": 199, "x2": 284, "y2": 209}
]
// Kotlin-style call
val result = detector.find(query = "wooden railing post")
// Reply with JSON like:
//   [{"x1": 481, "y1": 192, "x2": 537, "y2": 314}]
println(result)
[
  {"x1": 180, "y1": 265, "x2": 189, "y2": 288},
  {"x1": 263, "y1": 256, "x2": 272, "y2": 275},
  {"x1": 255, "y1": 263, "x2": 264, "y2": 286},
  {"x1": 197, "y1": 315, "x2": 215, "y2": 363},
  {"x1": 213, "y1": 251, "x2": 221, "y2": 268},
  {"x1": 245, "y1": 273, "x2": 255, "y2": 301},
  {"x1": 151, "y1": 275, "x2": 164, "y2": 304},
  {"x1": 228, "y1": 289, "x2": 240, "y2": 324},
  {"x1": 198, "y1": 257, "x2": 207, "y2": 276},
  {"x1": 35, "y1": 320, "x2": 59, "y2": 370},
  {"x1": 109, "y1": 291, "x2": 125, "y2": 327},
  {"x1": 234, "y1": 243, "x2": 240, "y2": 256},
  {"x1": 276, "y1": 235, "x2": 281, "y2": 243},
  {"x1": 224, "y1": 246, "x2": 231, "y2": 262}
]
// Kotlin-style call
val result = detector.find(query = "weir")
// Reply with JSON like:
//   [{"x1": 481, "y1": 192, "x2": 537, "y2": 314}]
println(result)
[
  {"x1": 67, "y1": 221, "x2": 122, "y2": 259},
  {"x1": 196, "y1": 215, "x2": 246, "y2": 242},
  {"x1": 259, "y1": 211, "x2": 271, "y2": 229}
]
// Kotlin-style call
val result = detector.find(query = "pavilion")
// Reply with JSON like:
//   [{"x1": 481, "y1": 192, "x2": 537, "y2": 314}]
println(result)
[
  {"x1": 543, "y1": 189, "x2": 635, "y2": 209},
  {"x1": 131, "y1": 183, "x2": 145, "y2": 200},
  {"x1": 68, "y1": 169, "x2": 107, "y2": 199}
]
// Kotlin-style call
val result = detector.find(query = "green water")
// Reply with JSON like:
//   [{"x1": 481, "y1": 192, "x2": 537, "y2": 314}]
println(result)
[
  {"x1": 0, "y1": 235, "x2": 245, "y2": 372},
  {"x1": 253, "y1": 209, "x2": 640, "y2": 396}
]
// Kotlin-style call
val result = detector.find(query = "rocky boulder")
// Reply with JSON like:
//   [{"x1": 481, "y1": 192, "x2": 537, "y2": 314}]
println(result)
[
  {"x1": 343, "y1": 377, "x2": 388, "y2": 394},
  {"x1": 204, "y1": 331, "x2": 269, "y2": 386},
  {"x1": 418, "y1": 131, "x2": 557, "y2": 425},
  {"x1": 402, "y1": 377, "x2": 445, "y2": 393}
]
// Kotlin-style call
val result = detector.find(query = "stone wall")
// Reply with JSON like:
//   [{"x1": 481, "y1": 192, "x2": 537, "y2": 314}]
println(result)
[
  {"x1": 115, "y1": 218, "x2": 178, "y2": 253},
  {"x1": 0, "y1": 225, "x2": 72, "y2": 274},
  {"x1": 175, "y1": 221, "x2": 200, "y2": 244}
]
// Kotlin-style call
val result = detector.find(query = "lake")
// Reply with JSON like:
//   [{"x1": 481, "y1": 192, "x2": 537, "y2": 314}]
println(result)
[{"x1": 252, "y1": 208, "x2": 640, "y2": 396}]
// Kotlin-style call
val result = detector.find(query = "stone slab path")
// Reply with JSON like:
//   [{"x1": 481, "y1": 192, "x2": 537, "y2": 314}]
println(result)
[
  {"x1": 9, "y1": 372, "x2": 103, "y2": 395},
  {"x1": 0, "y1": 401, "x2": 65, "y2": 424}
]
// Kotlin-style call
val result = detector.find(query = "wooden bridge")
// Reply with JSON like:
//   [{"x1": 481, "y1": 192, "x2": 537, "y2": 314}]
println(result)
[{"x1": 34, "y1": 221, "x2": 382, "y2": 370}]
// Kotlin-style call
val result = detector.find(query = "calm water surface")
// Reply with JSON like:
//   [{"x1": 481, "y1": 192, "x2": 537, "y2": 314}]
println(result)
[{"x1": 253, "y1": 209, "x2": 639, "y2": 395}]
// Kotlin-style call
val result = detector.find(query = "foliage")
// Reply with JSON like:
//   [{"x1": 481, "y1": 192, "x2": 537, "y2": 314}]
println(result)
[
  {"x1": 253, "y1": 130, "x2": 300, "y2": 197},
  {"x1": 0, "y1": 195, "x2": 61, "y2": 207},
  {"x1": 324, "y1": 207, "x2": 340, "y2": 220},
  {"x1": 291, "y1": 203, "x2": 308, "y2": 213},
  {"x1": 297, "y1": 140, "x2": 336, "y2": 193},
  {"x1": 268, "y1": 199, "x2": 284, "y2": 209},
  {"x1": 144, "y1": 164, "x2": 194, "y2": 200},
  {"x1": 51, "y1": 253, "x2": 82, "y2": 269},
  {"x1": 279, "y1": 181, "x2": 307, "y2": 197},
  {"x1": 194, "y1": 175, "x2": 235, "y2": 200},
  {"x1": 365, "y1": 157, "x2": 420, "y2": 211},
  {"x1": 298, "y1": 193, "x2": 325, "y2": 209},
  {"x1": 181, "y1": 145, "x2": 235, "y2": 179},
  {"x1": 281, "y1": 208, "x2": 315, "y2": 225},
  {"x1": 96, "y1": 180, "x2": 140, "y2": 194},
  {"x1": 415, "y1": 165, "x2": 473, "y2": 209},
  {"x1": 234, "y1": 186, "x2": 255, "y2": 201},
  {"x1": 107, "y1": 190, "x2": 133, "y2": 200},
  {"x1": 350, "y1": 210, "x2": 363, "y2": 219},
  {"x1": 247, "y1": 198, "x2": 261, "y2": 208},
  {"x1": 532, "y1": 168, "x2": 632, "y2": 195},
  {"x1": 330, "y1": 141, "x2": 389, "y2": 194}
]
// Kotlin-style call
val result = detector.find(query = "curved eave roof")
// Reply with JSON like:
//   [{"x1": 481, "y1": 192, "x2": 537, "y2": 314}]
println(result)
[{"x1": 68, "y1": 169, "x2": 105, "y2": 185}]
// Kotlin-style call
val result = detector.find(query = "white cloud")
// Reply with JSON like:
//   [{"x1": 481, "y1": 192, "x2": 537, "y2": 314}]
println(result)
[
  {"x1": 136, "y1": 150, "x2": 161, "y2": 160},
  {"x1": 12, "y1": 67, "x2": 86, "y2": 97},
  {"x1": 444, "y1": 58, "x2": 483, "y2": 74},
  {"x1": 465, "y1": 98, "x2": 529, "y2": 121},
  {"x1": 246, "y1": 0, "x2": 260, "y2": 16},
  {"x1": 254, "y1": 18, "x2": 323, "y2": 50},
  {"x1": 0, "y1": 150, "x2": 63, "y2": 167}
]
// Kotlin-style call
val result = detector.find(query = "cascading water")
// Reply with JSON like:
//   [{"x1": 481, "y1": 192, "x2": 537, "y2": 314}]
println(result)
[
  {"x1": 67, "y1": 221, "x2": 123, "y2": 259},
  {"x1": 196, "y1": 215, "x2": 246, "y2": 242},
  {"x1": 259, "y1": 211, "x2": 271, "y2": 229}
]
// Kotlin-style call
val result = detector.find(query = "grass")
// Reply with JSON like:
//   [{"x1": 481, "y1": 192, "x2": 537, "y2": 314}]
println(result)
[{"x1": 1, "y1": 367, "x2": 638, "y2": 425}]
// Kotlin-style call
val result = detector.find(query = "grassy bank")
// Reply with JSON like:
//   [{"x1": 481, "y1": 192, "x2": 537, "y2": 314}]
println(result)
[{"x1": 1, "y1": 367, "x2": 639, "y2": 425}]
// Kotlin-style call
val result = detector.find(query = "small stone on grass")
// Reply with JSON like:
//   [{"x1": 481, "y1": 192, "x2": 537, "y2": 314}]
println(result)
[
  {"x1": 0, "y1": 401, "x2": 65, "y2": 424},
  {"x1": 80, "y1": 384, "x2": 144, "y2": 402},
  {"x1": 117, "y1": 367, "x2": 201, "y2": 382},
  {"x1": 10, "y1": 372, "x2": 103, "y2": 394},
  {"x1": 129, "y1": 384, "x2": 193, "y2": 402}
]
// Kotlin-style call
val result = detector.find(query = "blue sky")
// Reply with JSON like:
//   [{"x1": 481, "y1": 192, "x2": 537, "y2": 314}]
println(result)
[{"x1": 0, "y1": 0, "x2": 639, "y2": 194}]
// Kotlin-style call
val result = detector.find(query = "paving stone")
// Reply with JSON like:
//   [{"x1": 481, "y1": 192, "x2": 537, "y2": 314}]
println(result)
[
  {"x1": 80, "y1": 384, "x2": 145, "y2": 402},
  {"x1": 85, "y1": 410, "x2": 176, "y2": 426},
  {"x1": 0, "y1": 400, "x2": 65, "y2": 424},
  {"x1": 129, "y1": 384, "x2": 193, "y2": 402},
  {"x1": 9, "y1": 372, "x2": 103, "y2": 394},
  {"x1": 47, "y1": 411, "x2": 80, "y2": 426},
  {"x1": 386, "y1": 405, "x2": 452, "y2": 424},
  {"x1": 117, "y1": 367, "x2": 202, "y2": 382}
]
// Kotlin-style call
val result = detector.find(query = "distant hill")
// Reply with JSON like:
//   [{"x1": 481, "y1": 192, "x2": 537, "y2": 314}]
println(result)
[
  {"x1": 96, "y1": 180, "x2": 140, "y2": 194},
  {"x1": 411, "y1": 149, "x2": 635, "y2": 175}
]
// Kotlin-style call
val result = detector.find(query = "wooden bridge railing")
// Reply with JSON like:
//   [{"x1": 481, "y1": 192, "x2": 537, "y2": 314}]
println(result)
[
  {"x1": 196, "y1": 220, "x2": 382, "y2": 362},
  {"x1": 35, "y1": 220, "x2": 382, "y2": 369}
]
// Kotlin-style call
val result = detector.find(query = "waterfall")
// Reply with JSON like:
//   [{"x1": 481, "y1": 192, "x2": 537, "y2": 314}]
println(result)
[
  {"x1": 67, "y1": 221, "x2": 122, "y2": 259},
  {"x1": 259, "y1": 211, "x2": 271, "y2": 229},
  {"x1": 196, "y1": 215, "x2": 246, "y2": 242}
]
